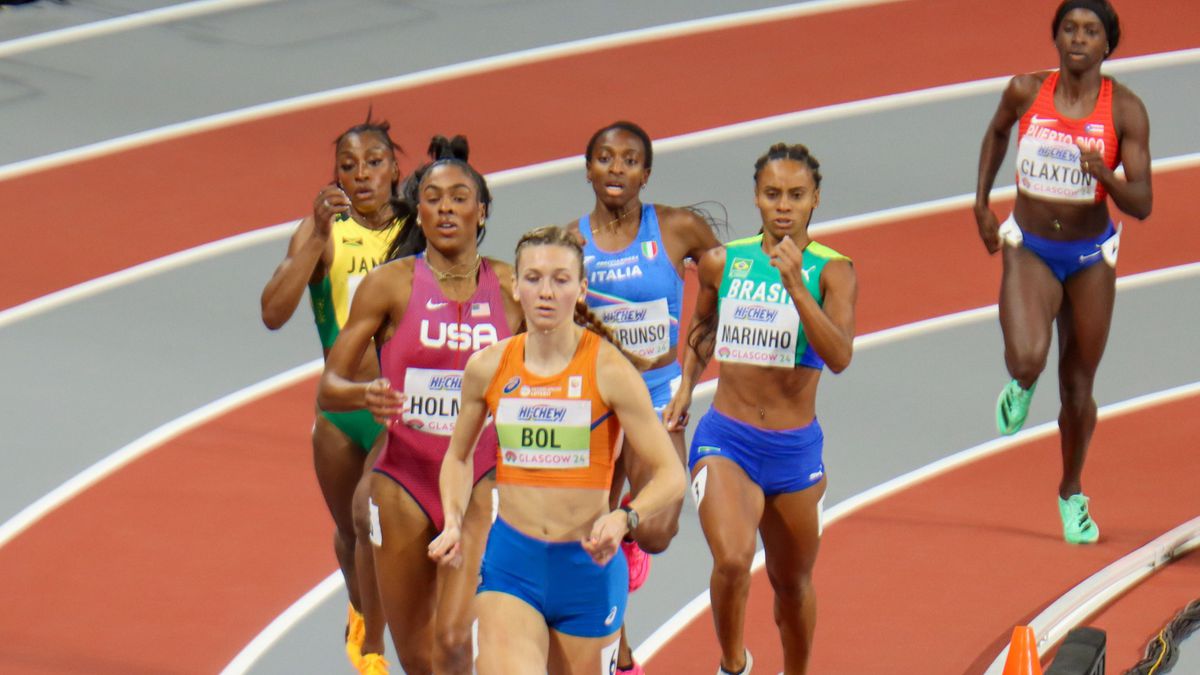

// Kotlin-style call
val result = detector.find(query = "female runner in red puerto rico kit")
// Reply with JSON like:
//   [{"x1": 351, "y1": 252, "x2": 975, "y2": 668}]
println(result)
[
  {"x1": 320, "y1": 136, "x2": 522, "y2": 675},
  {"x1": 975, "y1": 0, "x2": 1151, "y2": 544}
]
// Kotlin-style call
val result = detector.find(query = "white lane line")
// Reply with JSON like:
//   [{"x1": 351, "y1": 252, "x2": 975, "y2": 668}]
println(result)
[
  {"x1": 0, "y1": 358, "x2": 320, "y2": 550},
  {"x1": 636, "y1": 378, "x2": 1200, "y2": 665},
  {"x1": 0, "y1": 0, "x2": 283, "y2": 58},
  {"x1": 0, "y1": 0, "x2": 905, "y2": 182},
  {"x1": 219, "y1": 571, "x2": 344, "y2": 675},
  {"x1": 983, "y1": 516, "x2": 1200, "y2": 674},
  {"x1": 812, "y1": 151, "x2": 1200, "y2": 237},
  {"x1": 6, "y1": 148, "x2": 1197, "y2": 332},
  {"x1": 6, "y1": 19, "x2": 1197, "y2": 188},
  {"x1": 216, "y1": 262, "x2": 1200, "y2": 673},
  {"x1": 0, "y1": 223, "x2": 292, "y2": 330}
]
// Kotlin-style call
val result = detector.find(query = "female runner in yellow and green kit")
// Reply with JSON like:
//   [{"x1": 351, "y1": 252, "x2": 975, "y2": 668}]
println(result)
[{"x1": 260, "y1": 118, "x2": 407, "y2": 671}]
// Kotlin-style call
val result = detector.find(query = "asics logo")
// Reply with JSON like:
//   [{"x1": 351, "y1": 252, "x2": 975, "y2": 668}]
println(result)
[
  {"x1": 426, "y1": 299, "x2": 447, "y2": 310},
  {"x1": 604, "y1": 606, "x2": 618, "y2": 626}
]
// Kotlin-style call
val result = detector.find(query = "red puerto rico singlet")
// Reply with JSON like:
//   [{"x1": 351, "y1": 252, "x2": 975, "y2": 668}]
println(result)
[
  {"x1": 1016, "y1": 70, "x2": 1120, "y2": 204},
  {"x1": 374, "y1": 254, "x2": 511, "y2": 529}
]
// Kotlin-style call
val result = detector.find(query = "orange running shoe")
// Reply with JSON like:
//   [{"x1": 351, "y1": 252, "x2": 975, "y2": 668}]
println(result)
[
  {"x1": 358, "y1": 652, "x2": 390, "y2": 675},
  {"x1": 345, "y1": 604, "x2": 365, "y2": 669}
]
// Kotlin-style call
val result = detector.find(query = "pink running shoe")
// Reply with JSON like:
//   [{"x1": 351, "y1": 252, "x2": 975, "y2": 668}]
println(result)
[
  {"x1": 617, "y1": 660, "x2": 646, "y2": 675},
  {"x1": 622, "y1": 538, "x2": 651, "y2": 592}
]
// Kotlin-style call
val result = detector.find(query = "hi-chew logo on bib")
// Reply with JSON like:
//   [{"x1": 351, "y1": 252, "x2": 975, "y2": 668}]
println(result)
[
  {"x1": 403, "y1": 368, "x2": 464, "y2": 436},
  {"x1": 716, "y1": 298, "x2": 800, "y2": 368},
  {"x1": 496, "y1": 398, "x2": 591, "y2": 469},
  {"x1": 598, "y1": 298, "x2": 670, "y2": 359}
]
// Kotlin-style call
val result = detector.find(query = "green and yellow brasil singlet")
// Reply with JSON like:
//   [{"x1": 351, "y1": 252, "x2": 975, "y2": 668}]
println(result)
[
  {"x1": 309, "y1": 213, "x2": 403, "y2": 349},
  {"x1": 715, "y1": 234, "x2": 849, "y2": 369}
]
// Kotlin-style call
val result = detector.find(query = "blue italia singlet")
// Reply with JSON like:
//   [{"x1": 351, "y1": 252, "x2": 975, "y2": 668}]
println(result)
[{"x1": 580, "y1": 204, "x2": 682, "y2": 362}]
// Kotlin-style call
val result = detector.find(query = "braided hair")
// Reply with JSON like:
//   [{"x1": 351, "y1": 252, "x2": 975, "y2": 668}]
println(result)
[
  {"x1": 752, "y1": 142, "x2": 822, "y2": 188},
  {"x1": 386, "y1": 135, "x2": 491, "y2": 261},
  {"x1": 514, "y1": 225, "x2": 652, "y2": 370}
]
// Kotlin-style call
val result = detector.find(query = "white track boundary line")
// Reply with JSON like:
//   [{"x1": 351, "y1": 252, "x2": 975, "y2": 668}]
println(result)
[
  {"x1": 215, "y1": 262, "x2": 1200, "y2": 673},
  {"x1": 983, "y1": 514, "x2": 1200, "y2": 675},
  {"x1": 0, "y1": 359, "x2": 320, "y2": 550},
  {"x1": 0, "y1": 0, "x2": 905, "y2": 182},
  {"x1": 0, "y1": 0, "x2": 283, "y2": 58},
  {"x1": 0, "y1": 223, "x2": 292, "y2": 330},
  {"x1": 2, "y1": 54, "x2": 1196, "y2": 329},
  {"x1": 219, "y1": 571, "x2": 344, "y2": 675},
  {"x1": 637, "y1": 378, "x2": 1200, "y2": 664},
  {"x1": 4, "y1": 28, "x2": 1195, "y2": 183},
  {"x1": 2, "y1": 137, "x2": 1195, "y2": 332}
]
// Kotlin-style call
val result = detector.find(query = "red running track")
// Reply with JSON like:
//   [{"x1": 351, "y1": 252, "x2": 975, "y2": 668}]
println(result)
[
  {"x1": 3, "y1": 1, "x2": 1199, "y2": 670},
  {"x1": 2, "y1": 0, "x2": 1198, "y2": 310},
  {"x1": 0, "y1": 170, "x2": 1194, "y2": 669},
  {"x1": 647, "y1": 393, "x2": 1200, "y2": 674}
]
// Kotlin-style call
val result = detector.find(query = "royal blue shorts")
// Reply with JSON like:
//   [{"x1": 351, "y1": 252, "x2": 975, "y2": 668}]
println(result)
[
  {"x1": 1020, "y1": 221, "x2": 1116, "y2": 283},
  {"x1": 477, "y1": 517, "x2": 627, "y2": 638},
  {"x1": 643, "y1": 361, "x2": 682, "y2": 410},
  {"x1": 688, "y1": 407, "x2": 825, "y2": 496}
]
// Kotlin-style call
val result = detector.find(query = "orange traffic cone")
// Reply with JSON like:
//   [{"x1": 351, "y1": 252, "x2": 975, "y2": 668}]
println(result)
[{"x1": 1001, "y1": 625, "x2": 1043, "y2": 675}]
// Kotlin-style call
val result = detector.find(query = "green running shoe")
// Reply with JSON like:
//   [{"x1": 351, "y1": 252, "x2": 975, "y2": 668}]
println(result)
[
  {"x1": 1058, "y1": 494, "x2": 1100, "y2": 544},
  {"x1": 996, "y1": 379, "x2": 1036, "y2": 435}
]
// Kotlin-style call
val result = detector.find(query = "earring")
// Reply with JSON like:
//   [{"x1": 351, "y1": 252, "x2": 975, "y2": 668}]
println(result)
[
  {"x1": 416, "y1": 216, "x2": 422, "y2": 227},
  {"x1": 479, "y1": 218, "x2": 486, "y2": 228}
]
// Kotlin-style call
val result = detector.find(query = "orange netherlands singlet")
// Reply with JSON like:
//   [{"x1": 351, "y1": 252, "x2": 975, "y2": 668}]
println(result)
[
  {"x1": 1016, "y1": 71, "x2": 1120, "y2": 204},
  {"x1": 485, "y1": 330, "x2": 620, "y2": 489}
]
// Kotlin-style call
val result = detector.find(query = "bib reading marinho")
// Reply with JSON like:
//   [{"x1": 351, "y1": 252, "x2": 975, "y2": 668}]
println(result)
[{"x1": 715, "y1": 234, "x2": 849, "y2": 370}]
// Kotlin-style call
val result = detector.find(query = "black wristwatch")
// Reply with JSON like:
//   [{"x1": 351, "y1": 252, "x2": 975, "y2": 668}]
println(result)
[{"x1": 619, "y1": 504, "x2": 639, "y2": 532}]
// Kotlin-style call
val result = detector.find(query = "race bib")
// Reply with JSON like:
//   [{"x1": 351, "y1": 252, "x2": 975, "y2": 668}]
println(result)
[
  {"x1": 495, "y1": 398, "x2": 592, "y2": 469},
  {"x1": 714, "y1": 298, "x2": 800, "y2": 368},
  {"x1": 402, "y1": 368, "x2": 462, "y2": 436},
  {"x1": 1016, "y1": 134, "x2": 1097, "y2": 203},
  {"x1": 596, "y1": 298, "x2": 671, "y2": 359}
]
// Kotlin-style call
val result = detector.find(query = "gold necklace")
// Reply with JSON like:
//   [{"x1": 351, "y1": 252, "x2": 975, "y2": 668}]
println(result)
[
  {"x1": 427, "y1": 254, "x2": 481, "y2": 282},
  {"x1": 592, "y1": 203, "x2": 636, "y2": 234}
]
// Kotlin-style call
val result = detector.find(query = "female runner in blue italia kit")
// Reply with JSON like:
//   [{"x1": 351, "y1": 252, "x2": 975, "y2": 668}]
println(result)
[
  {"x1": 260, "y1": 118, "x2": 406, "y2": 670},
  {"x1": 975, "y1": 0, "x2": 1151, "y2": 544},
  {"x1": 569, "y1": 120, "x2": 721, "y2": 675},
  {"x1": 665, "y1": 144, "x2": 856, "y2": 675},
  {"x1": 320, "y1": 136, "x2": 523, "y2": 675}
]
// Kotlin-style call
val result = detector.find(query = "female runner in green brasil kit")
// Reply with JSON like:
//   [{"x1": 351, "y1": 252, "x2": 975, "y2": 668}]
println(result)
[
  {"x1": 663, "y1": 143, "x2": 856, "y2": 675},
  {"x1": 260, "y1": 118, "x2": 408, "y2": 670}
]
